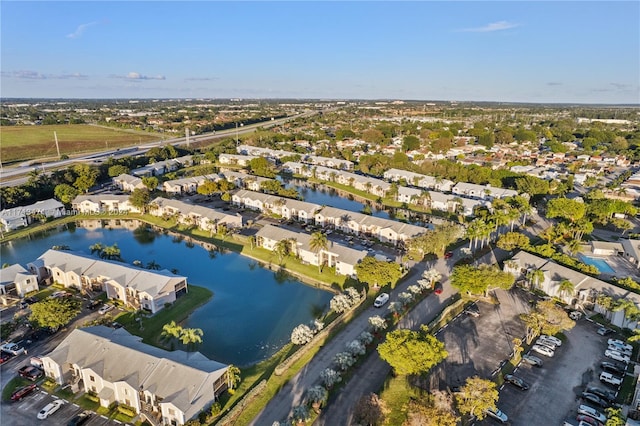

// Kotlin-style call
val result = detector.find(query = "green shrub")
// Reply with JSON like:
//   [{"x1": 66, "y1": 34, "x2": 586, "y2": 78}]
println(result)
[
  {"x1": 86, "y1": 393, "x2": 100, "y2": 403},
  {"x1": 117, "y1": 404, "x2": 136, "y2": 417}
]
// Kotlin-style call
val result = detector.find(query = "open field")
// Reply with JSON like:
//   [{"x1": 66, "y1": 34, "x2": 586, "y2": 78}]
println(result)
[{"x1": 0, "y1": 124, "x2": 159, "y2": 163}]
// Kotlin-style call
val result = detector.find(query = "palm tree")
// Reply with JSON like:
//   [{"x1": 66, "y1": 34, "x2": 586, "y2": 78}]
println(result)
[
  {"x1": 146, "y1": 260, "x2": 161, "y2": 270},
  {"x1": 309, "y1": 231, "x2": 329, "y2": 273},
  {"x1": 526, "y1": 269, "x2": 545, "y2": 290},
  {"x1": 160, "y1": 321, "x2": 183, "y2": 349},
  {"x1": 274, "y1": 239, "x2": 290, "y2": 263},
  {"x1": 226, "y1": 365, "x2": 241, "y2": 390},
  {"x1": 179, "y1": 327, "x2": 204, "y2": 351},
  {"x1": 567, "y1": 239, "x2": 582, "y2": 256},
  {"x1": 557, "y1": 279, "x2": 575, "y2": 301}
]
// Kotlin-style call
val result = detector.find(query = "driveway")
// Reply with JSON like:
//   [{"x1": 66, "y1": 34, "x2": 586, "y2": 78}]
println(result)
[{"x1": 487, "y1": 319, "x2": 629, "y2": 426}]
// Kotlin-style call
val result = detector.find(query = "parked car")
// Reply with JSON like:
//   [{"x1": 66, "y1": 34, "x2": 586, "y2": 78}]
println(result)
[
  {"x1": 18, "y1": 365, "x2": 43, "y2": 381},
  {"x1": 37, "y1": 399, "x2": 64, "y2": 419},
  {"x1": 600, "y1": 371, "x2": 623, "y2": 387},
  {"x1": 0, "y1": 351, "x2": 14, "y2": 364},
  {"x1": 532, "y1": 344, "x2": 555, "y2": 357},
  {"x1": 24, "y1": 297, "x2": 38, "y2": 304},
  {"x1": 581, "y1": 392, "x2": 610, "y2": 408},
  {"x1": 534, "y1": 338, "x2": 556, "y2": 351},
  {"x1": 466, "y1": 306, "x2": 480, "y2": 317},
  {"x1": 504, "y1": 374, "x2": 530, "y2": 390},
  {"x1": 98, "y1": 304, "x2": 114, "y2": 315},
  {"x1": 11, "y1": 384, "x2": 38, "y2": 401},
  {"x1": 586, "y1": 386, "x2": 617, "y2": 404},
  {"x1": 608, "y1": 344, "x2": 632, "y2": 356},
  {"x1": 374, "y1": 293, "x2": 389, "y2": 308},
  {"x1": 485, "y1": 408, "x2": 508, "y2": 423},
  {"x1": 67, "y1": 410, "x2": 92, "y2": 426},
  {"x1": 569, "y1": 311, "x2": 583, "y2": 320},
  {"x1": 433, "y1": 283, "x2": 443, "y2": 295},
  {"x1": 605, "y1": 349, "x2": 630, "y2": 364},
  {"x1": 576, "y1": 414, "x2": 604, "y2": 426},
  {"x1": 539, "y1": 334, "x2": 562, "y2": 347},
  {"x1": 444, "y1": 251, "x2": 454, "y2": 259},
  {"x1": 577, "y1": 405, "x2": 607, "y2": 423},
  {"x1": 1, "y1": 343, "x2": 26, "y2": 356},
  {"x1": 608, "y1": 339, "x2": 633, "y2": 353},
  {"x1": 601, "y1": 362, "x2": 625, "y2": 376},
  {"x1": 597, "y1": 327, "x2": 613, "y2": 336},
  {"x1": 86, "y1": 300, "x2": 101, "y2": 310},
  {"x1": 522, "y1": 354, "x2": 543, "y2": 367}
]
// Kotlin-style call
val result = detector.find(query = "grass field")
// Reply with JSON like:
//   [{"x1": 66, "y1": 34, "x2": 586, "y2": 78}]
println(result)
[{"x1": 0, "y1": 124, "x2": 159, "y2": 163}]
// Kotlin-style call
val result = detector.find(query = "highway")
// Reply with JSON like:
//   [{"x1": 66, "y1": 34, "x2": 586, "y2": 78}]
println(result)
[{"x1": 0, "y1": 109, "x2": 323, "y2": 187}]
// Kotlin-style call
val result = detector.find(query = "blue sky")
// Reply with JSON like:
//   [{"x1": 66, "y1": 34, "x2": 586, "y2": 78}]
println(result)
[{"x1": 2, "y1": 1, "x2": 639, "y2": 103}]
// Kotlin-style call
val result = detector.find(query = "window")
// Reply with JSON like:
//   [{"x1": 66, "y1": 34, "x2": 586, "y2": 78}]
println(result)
[
  {"x1": 168, "y1": 408, "x2": 175, "y2": 415},
  {"x1": 124, "y1": 388, "x2": 128, "y2": 395},
  {"x1": 26, "y1": 279, "x2": 31, "y2": 284},
  {"x1": 90, "y1": 375, "x2": 95, "y2": 382},
  {"x1": 56, "y1": 272, "x2": 61, "y2": 277}
]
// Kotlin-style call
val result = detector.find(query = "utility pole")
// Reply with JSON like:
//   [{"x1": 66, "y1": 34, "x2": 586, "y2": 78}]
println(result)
[
  {"x1": 54, "y1": 131, "x2": 61, "y2": 159},
  {"x1": 235, "y1": 122, "x2": 239, "y2": 146},
  {"x1": 185, "y1": 128, "x2": 190, "y2": 148}
]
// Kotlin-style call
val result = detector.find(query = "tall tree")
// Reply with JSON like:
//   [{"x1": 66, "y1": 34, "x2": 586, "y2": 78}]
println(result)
[
  {"x1": 377, "y1": 326, "x2": 448, "y2": 376},
  {"x1": 309, "y1": 231, "x2": 328, "y2": 272},
  {"x1": 72, "y1": 164, "x2": 99, "y2": 193},
  {"x1": 29, "y1": 297, "x2": 81, "y2": 330},
  {"x1": 179, "y1": 327, "x2": 204, "y2": 351},
  {"x1": 355, "y1": 257, "x2": 403, "y2": 289},
  {"x1": 129, "y1": 188, "x2": 151, "y2": 212},
  {"x1": 54, "y1": 184, "x2": 79, "y2": 205},
  {"x1": 455, "y1": 376, "x2": 499, "y2": 420}
]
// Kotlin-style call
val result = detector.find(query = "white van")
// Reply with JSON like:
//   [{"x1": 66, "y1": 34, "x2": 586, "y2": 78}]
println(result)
[
  {"x1": 599, "y1": 371, "x2": 623, "y2": 386},
  {"x1": 374, "y1": 293, "x2": 390, "y2": 308}
]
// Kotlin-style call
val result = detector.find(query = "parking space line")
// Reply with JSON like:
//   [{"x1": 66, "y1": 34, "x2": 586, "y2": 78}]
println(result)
[
  {"x1": 101, "y1": 415, "x2": 108, "y2": 420},
  {"x1": 73, "y1": 403, "x2": 79, "y2": 408}
]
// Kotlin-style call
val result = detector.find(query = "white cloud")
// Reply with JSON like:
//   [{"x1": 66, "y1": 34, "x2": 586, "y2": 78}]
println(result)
[
  {"x1": 66, "y1": 21, "x2": 99, "y2": 39},
  {"x1": 1, "y1": 70, "x2": 88, "y2": 80},
  {"x1": 110, "y1": 72, "x2": 166, "y2": 81},
  {"x1": 459, "y1": 21, "x2": 519, "y2": 33}
]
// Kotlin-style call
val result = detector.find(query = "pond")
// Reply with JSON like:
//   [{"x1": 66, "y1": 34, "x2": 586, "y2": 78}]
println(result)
[{"x1": 0, "y1": 220, "x2": 333, "y2": 366}]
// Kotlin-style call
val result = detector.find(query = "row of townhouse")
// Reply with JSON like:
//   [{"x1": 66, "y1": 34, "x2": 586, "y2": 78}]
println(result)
[
  {"x1": 43, "y1": 326, "x2": 228, "y2": 426},
  {"x1": 0, "y1": 199, "x2": 65, "y2": 232},
  {"x1": 149, "y1": 197, "x2": 243, "y2": 230},
  {"x1": 72, "y1": 195, "x2": 141, "y2": 213},
  {"x1": 162, "y1": 170, "x2": 271, "y2": 195},
  {"x1": 504, "y1": 251, "x2": 639, "y2": 329},
  {"x1": 218, "y1": 153, "x2": 258, "y2": 167},
  {"x1": 232, "y1": 190, "x2": 427, "y2": 245},
  {"x1": 28, "y1": 249, "x2": 188, "y2": 314},
  {"x1": 256, "y1": 225, "x2": 367, "y2": 277},
  {"x1": 131, "y1": 155, "x2": 194, "y2": 177},
  {"x1": 396, "y1": 186, "x2": 492, "y2": 217},
  {"x1": 281, "y1": 162, "x2": 391, "y2": 197},
  {"x1": 237, "y1": 144, "x2": 354, "y2": 170},
  {"x1": 383, "y1": 168, "x2": 518, "y2": 201}
]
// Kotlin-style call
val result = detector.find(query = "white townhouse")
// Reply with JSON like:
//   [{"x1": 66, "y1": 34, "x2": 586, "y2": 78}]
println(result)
[
  {"x1": 0, "y1": 264, "x2": 39, "y2": 297},
  {"x1": 383, "y1": 168, "x2": 455, "y2": 192},
  {"x1": 131, "y1": 155, "x2": 194, "y2": 177},
  {"x1": 425, "y1": 191, "x2": 492, "y2": 217},
  {"x1": 218, "y1": 153, "x2": 257, "y2": 167},
  {"x1": 333, "y1": 173, "x2": 391, "y2": 198},
  {"x1": 232, "y1": 190, "x2": 321, "y2": 223},
  {"x1": 281, "y1": 162, "x2": 339, "y2": 182},
  {"x1": 303, "y1": 155, "x2": 354, "y2": 171},
  {"x1": 314, "y1": 206, "x2": 426, "y2": 245},
  {"x1": 72, "y1": 195, "x2": 140, "y2": 213},
  {"x1": 150, "y1": 197, "x2": 243, "y2": 230},
  {"x1": 255, "y1": 225, "x2": 367, "y2": 277},
  {"x1": 42, "y1": 326, "x2": 228, "y2": 426},
  {"x1": 505, "y1": 251, "x2": 640, "y2": 329},
  {"x1": 0, "y1": 199, "x2": 65, "y2": 232},
  {"x1": 162, "y1": 174, "x2": 218, "y2": 195},
  {"x1": 28, "y1": 249, "x2": 187, "y2": 314},
  {"x1": 112, "y1": 174, "x2": 146, "y2": 192},
  {"x1": 452, "y1": 182, "x2": 518, "y2": 201},
  {"x1": 236, "y1": 144, "x2": 296, "y2": 161},
  {"x1": 396, "y1": 186, "x2": 423, "y2": 204}
]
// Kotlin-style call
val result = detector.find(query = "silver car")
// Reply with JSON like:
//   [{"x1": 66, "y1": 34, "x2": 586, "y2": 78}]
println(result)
[{"x1": 532, "y1": 344, "x2": 555, "y2": 357}]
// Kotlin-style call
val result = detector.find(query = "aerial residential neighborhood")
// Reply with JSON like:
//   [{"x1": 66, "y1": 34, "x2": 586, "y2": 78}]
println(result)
[{"x1": 1, "y1": 1, "x2": 639, "y2": 426}]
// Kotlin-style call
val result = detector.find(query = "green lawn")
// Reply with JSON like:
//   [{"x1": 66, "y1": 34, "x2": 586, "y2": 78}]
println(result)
[
  {"x1": 378, "y1": 375, "x2": 419, "y2": 425},
  {"x1": 0, "y1": 124, "x2": 158, "y2": 163},
  {"x1": 115, "y1": 285, "x2": 212, "y2": 348},
  {"x1": 2, "y1": 377, "x2": 31, "y2": 402}
]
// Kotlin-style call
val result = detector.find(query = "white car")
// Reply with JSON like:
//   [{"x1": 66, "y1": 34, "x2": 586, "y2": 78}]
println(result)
[
  {"x1": 532, "y1": 344, "x2": 555, "y2": 357},
  {"x1": 485, "y1": 407, "x2": 508, "y2": 423},
  {"x1": 37, "y1": 399, "x2": 64, "y2": 419},
  {"x1": 540, "y1": 334, "x2": 562, "y2": 347},
  {"x1": 577, "y1": 404, "x2": 606, "y2": 423},
  {"x1": 98, "y1": 304, "x2": 114, "y2": 315},
  {"x1": 608, "y1": 339, "x2": 633, "y2": 353},
  {"x1": 1, "y1": 343, "x2": 26, "y2": 356},
  {"x1": 605, "y1": 349, "x2": 630, "y2": 364},
  {"x1": 608, "y1": 344, "x2": 632, "y2": 356},
  {"x1": 600, "y1": 371, "x2": 623, "y2": 386},
  {"x1": 535, "y1": 338, "x2": 556, "y2": 351},
  {"x1": 374, "y1": 293, "x2": 390, "y2": 308}
]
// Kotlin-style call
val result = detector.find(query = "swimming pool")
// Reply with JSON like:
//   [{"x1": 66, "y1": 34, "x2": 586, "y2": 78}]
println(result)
[{"x1": 578, "y1": 254, "x2": 616, "y2": 274}]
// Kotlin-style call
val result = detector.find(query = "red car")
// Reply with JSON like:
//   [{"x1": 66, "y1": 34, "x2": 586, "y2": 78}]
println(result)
[
  {"x1": 434, "y1": 283, "x2": 443, "y2": 295},
  {"x1": 10, "y1": 384, "x2": 37, "y2": 401},
  {"x1": 576, "y1": 414, "x2": 604, "y2": 426},
  {"x1": 0, "y1": 351, "x2": 13, "y2": 364},
  {"x1": 444, "y1": 251, "x2": 454, "y2": 259}
]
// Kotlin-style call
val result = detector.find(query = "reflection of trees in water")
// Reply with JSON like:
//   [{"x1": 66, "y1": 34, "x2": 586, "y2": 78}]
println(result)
[
  {"x1": 66, "y1": 222, "x2": 77, "y2": 233},
  {"x1": 133, "y1": 225, "x2": 156, "y2": 244},
  {"x1": 309, "y1": 302, "x2": 326, "y2": 319},
  {"x1": 274, "y1": 267, "x2": 295, "y2": 285},
  {"x1": 248, "y1": 261, "x2": 258, "y2": 270},
  {"x1": 172, "y1": 234, "x2": 184, "y2": 244}
]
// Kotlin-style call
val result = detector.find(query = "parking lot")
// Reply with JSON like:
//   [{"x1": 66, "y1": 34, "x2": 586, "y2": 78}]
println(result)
[
  {"x1": 488, "y1": 318, "x2": 632, "y2": 425},
  {"x1": 429, "y1": 288, "x2": 534, "y2": 391},
  {"x1": 6, "y1": 389, "x2": 123, "y2": 426}
]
